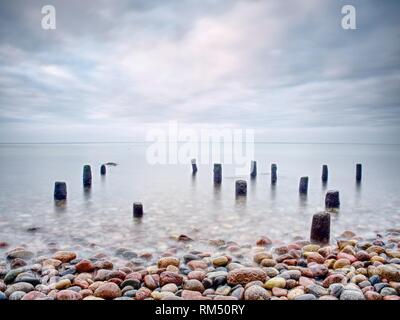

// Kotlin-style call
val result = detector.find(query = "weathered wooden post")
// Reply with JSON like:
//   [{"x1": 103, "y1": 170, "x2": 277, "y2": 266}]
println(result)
[
  {"x1": 356, "y1": 164, "x2": 362, "y2": 182},
  {"x1": 271, "y1": 164, "x2": 277, "y2": 184},
  {"x1": 322, "y1": 165, "x2": 328, "y2": 183},
  {"x1": 299, "y1": 176, "x2": 309, "y2": 194},
  {"x1": 83, "y1": 165, "x2": 92, "y2": 187},
  {"x1": 191, "y1": 159, "x2": 198, "y2": 175},
  {"x1": 325, "y1": 190, "x2": 340, "y2": 209},
  {"x1": 133, "y1": 202, "x2": 143, "y2": 218},
  {"x1": 310, "y1": 212, "x2": 331, "y2": 244},
  {"x1": 250, "y1": 161, "x2": 257, "y2": 178},
  {"x1": 235, "y1": 180, "x2": 247, "y2": 196},
  {"x1": 100, "y1": 164, "x2": 106, "y2": 175},
  {"x1": 54, "y1": 182, "x2": 67, "y2": 200},
  {"x1": 213, "y1": 164, "x2": 222, "y2": 184}
]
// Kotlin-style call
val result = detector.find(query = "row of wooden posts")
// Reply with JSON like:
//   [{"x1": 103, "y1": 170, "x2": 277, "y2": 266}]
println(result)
[
  {"x1": 192, "y1": 159, "x2": 362, "y2": 209},
  {"x1": 52, "y1": 161, "x2": 363, "y2": 244}
]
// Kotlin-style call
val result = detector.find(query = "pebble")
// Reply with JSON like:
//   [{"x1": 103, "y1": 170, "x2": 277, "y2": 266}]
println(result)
[
  {"x1": 56, "y1": 289, "x2": 82, "y2": 300},
  {"x1": 21, "y1": 291, "x2": 47, "y2": 300},
  {"x1": 380, "y1": 287, "x2": 398, "y2": 296},
  {"x1": 264, "y1": 277, "x2": 286, "y2": 289},
  {"x1": 160, "y1": 271, "x2": 183, "y2": 286},
  {"x1": 376, "y1": 264, "x2": 400, "y2": 282},
  {"x1": 8, "y1": 291, "x2": 26, "y2": 300},
  {"x1": 94, "y1": 282, "x2": 122, "y2": 299},
  {"x1": 227, "y1": 267, "x2": 267, "y2": 285},
  {"x1": 294, "y1": 294, "x2": 317, "y2": 300},
  {"x1": 54, "y1": 279, "x2": 71, "y2": 290},
  {"x1": 287, "y1": 288, "x2": 305, "y2": 300},
  {"x1": 340, "y1": 289, "x2": 365, "y2": 300},
  {"x1": 183, "y1": 279, "x2": 205, "y2": 293},
  {"x1": 329, "y1": 283, "x2": 344, "y2": 298},
  {"x1": 5, "y1": 282, "x2": 34, "y2": 297},
  {"x1": 75, "y1": 259, "x2": 95, "y2": 273},
  {"x1": 52, "y1": 251, "x2": 77, "y2": 263},
  {"x1": 6, "y1": 248, "x2": 34, "y2": 260},
  {"x1": 244, "y1": 285, "x2": 270, "y2": 300},
  {"x1": 161, "y1": 283, "x2": 178, "y2": 293},
  {"x1": 157, "y1": 257, "x2": 180, "y2": 269},
  {"x1": 212, "y1": 256, "x2": 229, "y2": 267},
  {"x1": 306, "y1": 284, "x2": 329, "y2": 297}
]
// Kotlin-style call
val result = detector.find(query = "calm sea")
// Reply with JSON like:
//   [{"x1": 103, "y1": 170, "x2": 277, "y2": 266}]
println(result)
[{"x1": 0, "y1": 143, "x2": 399, "y2": 258}]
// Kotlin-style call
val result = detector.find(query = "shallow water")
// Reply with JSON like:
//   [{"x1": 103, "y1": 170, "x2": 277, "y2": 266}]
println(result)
[{"x1": 0, "y1": 143, "x2": 399, "y2": 258}]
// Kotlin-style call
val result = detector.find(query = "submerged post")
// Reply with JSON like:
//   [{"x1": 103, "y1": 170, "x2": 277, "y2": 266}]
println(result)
[
  {"x1": 235, "y1": 180, "x2": 247, "y2": 196},
  {"x1": 133, "y1": 202, "x2": 143, "y2": 218},
  {"x1": 83, "y1": 165, "x2": 92, "y2": 187},
  {"x1": 271, "y1": 164, "x2": 277, "y2": 184},
  {"x1": 191, "y1": 159, "x2": 198, "y2": 175},
  {"x1": 100, "y1": 164, "x2": 106, "y2": 175},
  {"x1": 54, "y1": 182, "x2": 67, "y2": 200},
  {"x1": 356, "y1": 164, "x2": 362, "y2": 182},
  {"x1": 310, "y1": 212, "x2": 331, "y2": 244},
  {"x1": 213, "y1": 163, "x2": 222, "y2": 184},
  {"x1": 325, "y1": 190, "x2": 340, "y2": 209},
  {"x1": 299, "y1": 177, "x2": 309, "y2": 194},
  {"x1": 322, "y1": 165, "x2": 328, "y2": 183},
  {"x1": 250, "y1": 161, "x2": 257, "y2": 178}
]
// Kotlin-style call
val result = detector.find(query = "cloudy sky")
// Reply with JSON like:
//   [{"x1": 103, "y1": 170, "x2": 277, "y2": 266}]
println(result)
[{"x1": 0, "y1": 0, "x2": 399, "y2": 143}]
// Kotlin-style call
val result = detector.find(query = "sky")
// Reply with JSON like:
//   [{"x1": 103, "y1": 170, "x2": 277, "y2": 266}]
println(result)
[{"x1": 0, "y1": 0, "x2": 399, "y2": 143}]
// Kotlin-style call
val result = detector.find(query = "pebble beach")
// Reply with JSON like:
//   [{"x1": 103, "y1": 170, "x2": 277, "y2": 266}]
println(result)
[{"x1": 1, "y1": 229, "x2": 400, "y2": 301}]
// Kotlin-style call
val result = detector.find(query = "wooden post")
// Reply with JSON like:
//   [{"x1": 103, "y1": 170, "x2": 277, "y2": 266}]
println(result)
[
  {"x1": 235, "y1": 180, "x2": 247, "y2": 196},
  {"x1": 191, "y1": 159, "x2": 198, "y2": 175},
  {"x1": 213, "y1": 164, "x2": 222, "y2": 184},
  {"x1": 356, "y1": 164, "x2": 362, "y2": 182},
  {"x1": 325, "y1": 190, "x2": 340, "y2": 209},
  {"x1": 299, "y1": 177, "x2": 309, "y2": 194},
  {"x1": 271, "y1": 164, "x2": 277, "y2": 184},
  {"x1": 322, "y1": 165, "x2": 328, "y2": 183},
  {"x1": 250, "y1": 161, "x2": 257, "y2": 178},
  {"x1": 83, "y1": 165, "x2": 92, "y2": 187},
  {"x1": 54, "y1": 182, "x2": 67, "y2": 200},
  {"x1": 100, "y1": 164, "x2": 106, "y2": 175},
  {"x1": 133, "y1": 202, "x2": 143, "y2": 218},
  {"x1": 310, "y1": 212, "x2": 331, "y2": 244}
]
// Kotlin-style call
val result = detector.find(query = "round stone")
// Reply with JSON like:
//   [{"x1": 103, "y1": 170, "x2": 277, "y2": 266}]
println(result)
[
  {"x1": 183, "y1": 279, "x2": 205, "y2": 293},
  {"x1": 264, "y1": 277, "x2": 286, "y2": 289},
  {"x1": 52, "y1": 251, "x2": 77, "y2": 263},
  {"x1": 56, "y1": 289, "x2": 82, "y2": 300},
  {"x1": 75, "y1": 259, "x2": 95, "y2": 273},
  {"x1": 157, "y1": 257, "x2": 180, "y2": 269},
  {"x1": 294, "y1": 294, "x2": 317, "y2": 300},
  {"x1": 244, "y1": 285, "x2": 270, "y2": 300},
  {"x1": 340, "y1": 289, "x2": 365, "y2": 300},
  {"x1": 212, "y1": 256, "x2": 229, "y2": 267},
  {"x1": 227, "y1": 268, "x2": 267, "y2": 286},
  {"x1": 94, "y1": 282, "x2": 122, "y2": 299},
  {"x1": 8, "y1": 291, "x2": 26, "y2": 300}
]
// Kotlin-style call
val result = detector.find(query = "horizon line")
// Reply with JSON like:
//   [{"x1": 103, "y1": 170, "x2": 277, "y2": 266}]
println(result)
[{"x1": 0, "y1": 141, "x2": 399, "y2": 146}]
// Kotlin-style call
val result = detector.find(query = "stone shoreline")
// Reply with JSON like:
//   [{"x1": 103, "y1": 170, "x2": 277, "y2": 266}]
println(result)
[{"x1": 1, "y1": 231, "x2": 400, "y2": 300}]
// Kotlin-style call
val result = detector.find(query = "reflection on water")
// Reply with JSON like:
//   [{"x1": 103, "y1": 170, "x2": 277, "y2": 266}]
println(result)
[{"x1": 0, "y1": 143, "x2": 399, "y2": 257}]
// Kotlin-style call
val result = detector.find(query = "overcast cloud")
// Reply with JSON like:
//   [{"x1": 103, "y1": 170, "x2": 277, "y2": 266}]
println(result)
[{"x1": 0, "y1": 0, "x2": 399, "y2": 143}]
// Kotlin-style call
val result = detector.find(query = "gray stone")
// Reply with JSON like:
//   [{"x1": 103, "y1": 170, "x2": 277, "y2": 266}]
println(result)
[
  {"x1": 306, "y1": 284, "x2": 329, "y2": 297},
  {"x1": 5, "y1": 282, "x2": 34, "y2": 297},
  {"x1": 8, "y1": 291, "x2": 26, "y2": 300},
  {"x1": 340, "y1": 289, "x2": 365, "y2": 300},
  {"x1": 294, "y1": 294, "x2": 317, "y2": 300}
]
